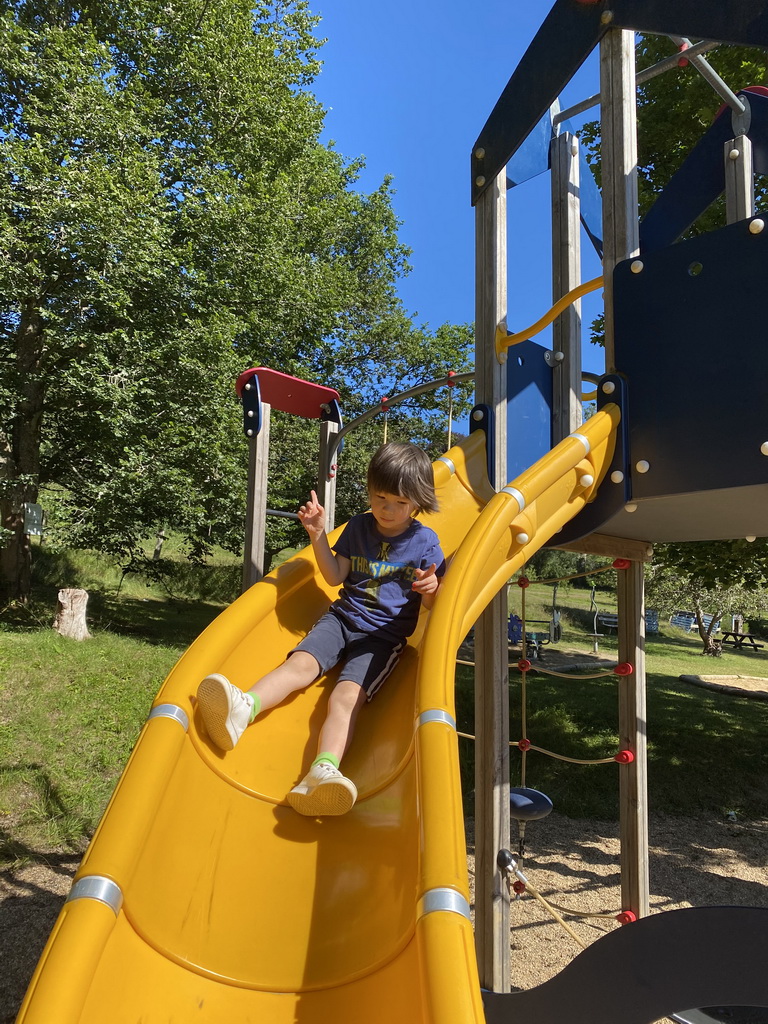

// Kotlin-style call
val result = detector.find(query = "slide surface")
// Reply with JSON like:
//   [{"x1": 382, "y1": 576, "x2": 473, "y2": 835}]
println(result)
[{"x1": 18, "y1": 409, "x2": 618, "y2": 1024}]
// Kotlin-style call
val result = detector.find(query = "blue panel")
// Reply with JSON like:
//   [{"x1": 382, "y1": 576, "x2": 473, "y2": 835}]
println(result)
[
  {"x1": 506, "y1": 340, "x2": 553, "y2": 483},
  {"x1": 506, "y1": 108, "x2": 554, "y2": 187},
  {"x1": 641, "y1": 90, "x2": 768, "y2": 253}
]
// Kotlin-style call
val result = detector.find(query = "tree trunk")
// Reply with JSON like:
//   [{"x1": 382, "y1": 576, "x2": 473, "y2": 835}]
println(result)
[
  {"x1": 1, "y1": 302, "x2": 45, "y2": 603},
  {"x1": 53, "y1": 588, "x2": 92, "y2": 640}
]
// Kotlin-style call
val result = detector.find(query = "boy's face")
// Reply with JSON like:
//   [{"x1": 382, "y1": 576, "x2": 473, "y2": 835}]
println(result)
[{"x1": 368, "y1": 489, "x2": 419, "y2": 537}]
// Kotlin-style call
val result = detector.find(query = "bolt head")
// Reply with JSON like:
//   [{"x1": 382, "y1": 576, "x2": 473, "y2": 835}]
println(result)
[
  {"x1": 602, "y1": 380, "x2": 616, "y2": 394},
  {"x1": 630, "y1": 260, "x2": 644, "y2": 274},
  {"x1": 636, "y1": 460, "x2": 650, "y2": 474},
  {"x1": 610, "y1": 470, "x2": 624, "y2": 483},
  {"x1": 475, "y1": 175, "x2": 486, "y2": 188},
  {"x1": 749, "y1": 218, "x2": 765, "y2": 234}
]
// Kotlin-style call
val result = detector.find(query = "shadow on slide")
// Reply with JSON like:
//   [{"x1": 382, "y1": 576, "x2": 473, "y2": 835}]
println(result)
[{"x1": 18, "y1": 408, "x2": 622, "y2": 1023}]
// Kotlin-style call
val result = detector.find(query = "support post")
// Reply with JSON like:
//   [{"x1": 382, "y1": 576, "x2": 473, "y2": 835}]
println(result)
[
  {"x1": 724, "y1": 134, "x2": 754, "y2": 224},
  {"x1": 550, "y1": 130, "x2": 583, "y2": 444},
  {"x1": 600, "y1": 28, "x2": 649, "y2": 920},
  {"x1": 474, "y1": 167, "x2": 510, "y2": 992},
  {"x1": 600, "y1": 29, "x2": 639, "y2": 374},
  {"x1": 617, "y1": 561, "x2": 650, "y2": 919},
  {"x1": 242, "y1": 402, "x2": 271, "y2": 592},
  {"x1": 318, "y1": 418, "x2": 339, "y2": 533}
]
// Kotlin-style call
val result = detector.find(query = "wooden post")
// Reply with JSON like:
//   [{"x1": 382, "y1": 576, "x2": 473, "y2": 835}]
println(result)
[
  {"x1": 724, "y1": 134, "x2": 754, "y2": 223},
  {"x1": 600, "y1": 29, "x2": 639, "y2": 374},
  {"x1": 242, "y1": 402, "x2": 271, "y2": 592},
  {"x1": 53, "y1": 588, "x2": 91, "y2": 640},
  {"x1": 318, "y1": 418, "x2": 339, "y2": 533},
  {"x1": 550, "y1": 130, "x2": 583, "y2": 444},
  {"x1": 600, "y1": 28, "x2": 649, "y2": 920},
  {"x1": 474, "y1": 167, "x2": 511, "y2": 992},
  {"x1": 617, "y1": 561, "x2": 650, "y2": 918}
]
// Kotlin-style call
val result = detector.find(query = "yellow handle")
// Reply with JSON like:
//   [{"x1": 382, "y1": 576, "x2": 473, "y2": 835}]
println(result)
[{"x1": 496, "y1": 275, "x2": 604, "y2": 358}]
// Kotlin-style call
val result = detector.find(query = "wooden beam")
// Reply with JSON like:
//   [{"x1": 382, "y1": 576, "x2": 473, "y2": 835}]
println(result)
[
  {"x1": 617, "y1": 560, "x2": 650, "y2": 919},
  {"x1": 242, "y1": 402, "x2": 271, "y2": 592},
  {"x1": 600, "y1": 28, "x2": 649, "y2": 923},
  {"x1": 551, "y1": 130, "x2": 584, "y2": 445},
  {"x1": 725, "y1": 134, "x2": 754, "y2": 224},
  {"x1": 553, "y1": 533, "x2": 653, "y2": 561},
  {"x1": 473, "y1": 169, "x2": 511, "y2": 993}
]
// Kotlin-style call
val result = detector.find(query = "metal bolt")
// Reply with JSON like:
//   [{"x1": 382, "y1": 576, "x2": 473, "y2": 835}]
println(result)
[
  {"x1": 625, "y1": 502, "x2": 638, "y2": 513},
  {"x1": 475, "y1": 147, "x2": 485, "y2": 160},
  {"x1": 247, "y1": 409, "x2": 254, "y2": 417},
  {"x1": 246, "y1": 428, "x2": 254, "y2": 437},
  {"x1": 746, "y1": 535, "x2": 757, "y2": 542},
  {"x1": 475, "y1": 175, "x2": 486, "y2": 187},
  {"x1": 472, "y1": 409, "x2": 484, "y2": 422},
  {"x1": 729, "y1": 148, "x2": 740, "y2": 160},
  {"x1": 749, "y1": 218, "x2": 765, "y2": 234},
  {"x1": 636, "y1": 460, "x2": 650, "y2": 473},
  {"x1": 761, "y1": 441, "x2": 768, "y2": 455},
  {"x1": 516, "y1": 532, "x2": 530, "y2": 544},
  {"x1": 610, "y1": 470, "x2": 624, "y2": 483},
  {"x1": 602, "y1": 380, "x2": 616, "y2": 394},
  {"x1": 600, "y1": 10, "x2": 614, "y2": 24},
  {"x1": 244, "y1": 382, "x2": 252, "y2": 390},
  {"x1": 580, "y1": 474, "x2": 594, "y2": 487},
  {"x1": 630, "y1": 260, "x2": 644, "y2": 274}
]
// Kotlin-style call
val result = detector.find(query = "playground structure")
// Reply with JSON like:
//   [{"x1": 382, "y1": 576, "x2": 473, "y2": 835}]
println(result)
[{"x1": 18, "y1": 2, "x2": 768, "y2": 1022}]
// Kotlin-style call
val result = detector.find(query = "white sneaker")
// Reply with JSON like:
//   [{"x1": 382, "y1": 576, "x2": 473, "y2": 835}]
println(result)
[
  {"x1": 196, "y1": 673, "x2": 253, "y2": 751},
  {"x1": 287, "y1": 762, "x2": 357, "y2": 816}
]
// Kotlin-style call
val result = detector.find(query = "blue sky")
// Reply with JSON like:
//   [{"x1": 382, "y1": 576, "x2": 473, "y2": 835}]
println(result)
[{"x1": 311, "y1": 0, "x2": 606, "y2": 379}]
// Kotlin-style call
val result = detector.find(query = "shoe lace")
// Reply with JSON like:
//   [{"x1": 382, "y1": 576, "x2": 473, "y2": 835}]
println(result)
[{"x1": 314, "y1": 761, "x2": 341, "y2": 780}]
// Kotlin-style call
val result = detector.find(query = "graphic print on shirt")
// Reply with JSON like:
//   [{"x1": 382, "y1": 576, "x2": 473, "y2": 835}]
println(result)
[{"x1": 352, "y1": 539, "x2": 419, "y2": 610}]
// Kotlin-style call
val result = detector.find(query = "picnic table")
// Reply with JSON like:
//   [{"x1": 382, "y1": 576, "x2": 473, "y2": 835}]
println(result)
[{"x1": 719, "y1": 631, "x2": 765, "y2": 651}]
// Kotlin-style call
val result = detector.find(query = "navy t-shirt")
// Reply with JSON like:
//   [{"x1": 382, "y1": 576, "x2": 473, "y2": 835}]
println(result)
[{"x1": 331, "y1": 512, "x2": 446, "y2": 642}]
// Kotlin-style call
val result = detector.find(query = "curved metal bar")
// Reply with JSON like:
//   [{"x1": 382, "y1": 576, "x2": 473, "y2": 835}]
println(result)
[
  {"x1": 496, "y1": 276, "x2": 604, "y2": 357},
  {"x1": 324, "y1": 371, "x2": 474, "y2": 474}
]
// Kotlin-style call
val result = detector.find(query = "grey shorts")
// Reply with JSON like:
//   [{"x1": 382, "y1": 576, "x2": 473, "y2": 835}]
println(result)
[{"x1": 291, "y1": 610, "x2": 404, "y2": 700}]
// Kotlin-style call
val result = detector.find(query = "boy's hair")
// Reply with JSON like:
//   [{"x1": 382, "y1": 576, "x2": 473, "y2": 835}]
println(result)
[{"x1": 367, "y1": 442, "x2": 439, "y2": 514}]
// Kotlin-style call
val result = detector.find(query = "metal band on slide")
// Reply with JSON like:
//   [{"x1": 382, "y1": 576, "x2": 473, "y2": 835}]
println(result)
[
  {"x1": 66, "y1": 876, "x2": 123, "y2": 916},
  {"x1": 148, "y1": 704, "x2": 190, "y2": 731},
  {"x1": 418, "y1": 887, "x2": 472, "y2": 920},
  {"x1": 418, "y1": 709, "x2": 457, "y2": 730},
  {"x1": 438, "y1": 456, "x2": 457, "y2": 475},
  {"x1": 571, "y1": 431, "x2": 591, "y2": 454},
  {"x1": 501, "y1": 485, "x2": 526, "y2": 511}
]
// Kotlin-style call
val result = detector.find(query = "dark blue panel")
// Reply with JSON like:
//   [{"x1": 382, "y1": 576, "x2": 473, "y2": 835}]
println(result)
[
  {"x1": 506, "y1": 340, "x2": 553, "y2": 483},
  {"x1": 615, "y1": 217, "x2": 768, "y2": 499},
  {"x1": 641, "y1": 91, "x2": 768, "y2": 253}
]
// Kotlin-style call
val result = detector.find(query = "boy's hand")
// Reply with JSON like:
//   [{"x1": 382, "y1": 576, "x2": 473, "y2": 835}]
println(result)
[
  {"x1": 298, "y1": 490, "x2": 326, "y2": 541},
  {"x1": 412, "y1": 563, "x2": 439, "y2": 596}
]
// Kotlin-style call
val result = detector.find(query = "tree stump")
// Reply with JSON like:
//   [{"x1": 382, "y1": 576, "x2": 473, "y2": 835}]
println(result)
[{"x1": 53, "y1": 588, "x2": 92, "y2": 640}]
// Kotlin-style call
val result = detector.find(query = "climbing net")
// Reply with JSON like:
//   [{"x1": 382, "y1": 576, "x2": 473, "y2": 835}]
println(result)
[{"x1": 457, "y1": 557, "x2": 641, "y2": 945}]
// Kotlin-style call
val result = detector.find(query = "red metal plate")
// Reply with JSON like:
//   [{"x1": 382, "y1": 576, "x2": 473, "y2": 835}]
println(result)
[{"x1": 235, "y1": 367, "x2": 340, "y2": 419}]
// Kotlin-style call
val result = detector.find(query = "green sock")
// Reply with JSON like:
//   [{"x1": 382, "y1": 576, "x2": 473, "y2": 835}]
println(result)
[
  {"x1": 312, "y1": 752, "x2": 340, "y2": 770},
  {"x1": 248, "y1": 693, "x2": 261, "y2": 723}
]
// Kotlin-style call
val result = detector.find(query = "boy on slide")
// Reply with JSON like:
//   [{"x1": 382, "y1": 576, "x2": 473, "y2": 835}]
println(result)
[{"x1": 196, "y1": 441, "x2": 445, "y2": 816}]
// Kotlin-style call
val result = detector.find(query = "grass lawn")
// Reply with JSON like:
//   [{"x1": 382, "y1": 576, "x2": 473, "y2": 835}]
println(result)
[{"x1": 2, "y1": 561, "x2": 767, "y2": 867}]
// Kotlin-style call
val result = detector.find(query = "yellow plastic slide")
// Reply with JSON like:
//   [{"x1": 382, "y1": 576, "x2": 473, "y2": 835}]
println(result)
[{"x1": 18, "y1": 407, "x2": 619, "y2": 1024}]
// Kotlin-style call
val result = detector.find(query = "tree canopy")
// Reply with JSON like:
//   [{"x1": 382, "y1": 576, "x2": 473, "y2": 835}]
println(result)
[{"x1": 0, "y1": 0, "x2": 473, "y2": 599}]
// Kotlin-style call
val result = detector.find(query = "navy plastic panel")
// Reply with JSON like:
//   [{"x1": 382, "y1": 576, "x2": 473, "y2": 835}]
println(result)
[
  {"x1": 641, "y1": 91, "x2": 768, "y2": 253},
  {"x1": 506, "y1": 340, "x2": 553, "y2": 484},
  {"x1": 614, "y1": 217, "x2": 768, "y2": 500}
]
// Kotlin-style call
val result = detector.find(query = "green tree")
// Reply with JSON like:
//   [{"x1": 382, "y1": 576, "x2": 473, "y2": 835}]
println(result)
[
  {"x1": 648, "y1": 540, "x2": 768, "y2": 654},
  {"x1": 0, "y1": 0, "x2": 473, "y2": 601}
]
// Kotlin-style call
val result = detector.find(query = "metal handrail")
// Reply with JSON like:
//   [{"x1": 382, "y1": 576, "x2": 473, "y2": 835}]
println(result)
[{"x1": 323, "y1": 371, "x2": 474, "y2": 475}]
